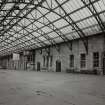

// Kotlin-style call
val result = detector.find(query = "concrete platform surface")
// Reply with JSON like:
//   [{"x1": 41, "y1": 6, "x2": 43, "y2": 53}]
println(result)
[{"x1": 0, "y1": 70, "x2": 105, "y2": 105}]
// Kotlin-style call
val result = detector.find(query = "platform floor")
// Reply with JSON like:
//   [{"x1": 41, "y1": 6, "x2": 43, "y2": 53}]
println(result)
[{"x1": 0, "y1": 70, "x2": 105, "y2": 105}]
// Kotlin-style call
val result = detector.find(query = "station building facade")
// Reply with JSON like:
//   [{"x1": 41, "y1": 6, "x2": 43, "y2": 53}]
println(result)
[{"x1": 0, "y1": 33, "x2": 105, "y2": 75}]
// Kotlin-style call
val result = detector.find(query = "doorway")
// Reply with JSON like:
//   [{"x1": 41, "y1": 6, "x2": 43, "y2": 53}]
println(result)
[
  {"x1": 37, "y1": 62, "x2": 40, "y2": 71},
  {"x1": 56, "y1": 60, "x2": 61, "y2": 72}
]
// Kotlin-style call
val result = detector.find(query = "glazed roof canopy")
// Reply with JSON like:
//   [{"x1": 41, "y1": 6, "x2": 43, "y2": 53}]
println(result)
[{"x1": 0, "y1": 0, "x2": 105, "y2": 56}]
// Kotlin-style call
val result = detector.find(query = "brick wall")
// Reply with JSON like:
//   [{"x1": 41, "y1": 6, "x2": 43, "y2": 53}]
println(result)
[
  {"x1": 35, "y1": 34, "x2": 104, "y2": 73},
  {"x1": 0, "y1": 34, "x2": 104, "y2": 74}
]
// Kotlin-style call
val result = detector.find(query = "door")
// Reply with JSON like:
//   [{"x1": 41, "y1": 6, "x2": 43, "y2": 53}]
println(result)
[
  {"x1": 56, "y1": 60, "x2": 61, "y2": 72},
  {"x1": 37, "y1": 62, "x2": 40, "y2": 71},
  {"x1": 24, "y1": 62, "x2": 27, "y2": 70},
  {"x1": 103, "y1": 58, "x2": 105, "y2": 75}
]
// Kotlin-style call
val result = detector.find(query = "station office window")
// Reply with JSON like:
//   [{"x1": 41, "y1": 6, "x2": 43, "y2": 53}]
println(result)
[
  {"x1": 93, "y1": 52, "x2": 99, "y2": 67},
  {"x1": 80, "y1": 54, "x2": 86, "y2": 68},
  {"x1": 70, "y1": 55, "x2": 74, "y2": 67}
]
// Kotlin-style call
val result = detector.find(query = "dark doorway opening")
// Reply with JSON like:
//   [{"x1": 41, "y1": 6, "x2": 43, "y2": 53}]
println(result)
[
  {"x1": 37, "y1": 62, "x2": 40, "y2": 71},
  {"x1": 103, "y1": 58, "x2": 105, "y2": 75},
  {"x1": 56, "y1": 60, "x2": 61, "y2": 72}
]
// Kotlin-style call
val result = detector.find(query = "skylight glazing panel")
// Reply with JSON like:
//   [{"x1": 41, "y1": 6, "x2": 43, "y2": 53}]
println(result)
[
  {"x1": 53, "y1": 18, "x2": 68, "y2": 28},
  {"x1": 83, "y1": 28, "x2": 93, "y2": 36},
  {"x1": 19, "y1": 29, "x2": 27, "y2": 35},
  {"x1": 27, "y1": 10, "x2": 37, "y2": 20},
  {"x1": 60, "y1": 25, "x2": 73, "y2": 34},
  {"x1": 77, "y1": 16, "x2": 98, "y2": 29},
  {"x1": 44, "y1": 0, "x2": 58, "y2": 9},
  {"x1": 47, "y1": 31, "x2": 59, "y2": 38},
  {"x1": 3, "y1": 3, "x2": 14, "y2": 10},
  {"x1": 26, "y1": 28, "x2": 33, "y2": 33},
  {"x1": 83, "y1": 25, "x2": 101, "y2": 36},
  {"x1": 30, "y1": 39, "x2": 35, "y2": 43},
  {"x1": 37, "y1": 18, "x2": 48, "y2": 26},
  {"x1": 25, "y1": 41, "x2": 31, "y2": 45},
  {"x1": 33, "y1": 21, "x2": 44, "y2": 28},
  {"x1": 0, "y1": 0, "x2": 105, "y2": 56},
  {"x1": 41, "y1": 26, "x2": 52, "y2": 33},
  {"x1": 18, "y1": 39, "x2": 24, "y2": 43},
  {"x1": 5, "y1": 39, "x2": 11, "y2": 43},
  {"x1": 72, "y1": 32, "x2": 80, "y2": 39},
  {"x1": 65, "y1": 34, "x2": 74, "y2": 40},
  {"x1": 25, "y1": 36, "x2": 31, "y2": 40},
  {"x1": 32, "y1": 32, "x2": 40, "y2": 37},
  {"x1": 13, "y1": 26, "x2": 22, "y2": 32},
  {"x1": 70, "y1": 8, "x2": 92, "y2": 22},
  {"x1": 99, "y1": 13, "x2": 105, "y2": 22},
  {"x1": 33, "y1": 9, "x2": 43, "y2": 19},
  {"x1": 54, "y1": 37, "x2": 64, "y2": 43},
  {"x1": 34, "y1": 43, "x2": 42, "y2": 47},
  {"x1": 78, "y1": 8, "x2": 92, "y2": 19},
  {"x1": 43, "y1": 40, "x2": 51, "y2": 45},
  {"x1": 30, "y1": 44, "x2": 37, "y2": 49},
  {"x1": 45, "y1": 12, "x2": 60, "y2": 22},
  {"x1": 38, "y1": 7, "x2": 49, "y2": 15},
  {"x1": 38, "y1": 36, "x2": 46, "y2": 41},
  {"x1": 20, "y1": 37, "x2": 27, "y2": 42},
  {"x1": 63, "y1": 0, "x2": 82, "y2": 13},
  {"x1": 9, "y1": 36, "x2": 15, "y2": 40},
  {"x1": 94, "y1": 1, "x2": 105, "y2": 12}
]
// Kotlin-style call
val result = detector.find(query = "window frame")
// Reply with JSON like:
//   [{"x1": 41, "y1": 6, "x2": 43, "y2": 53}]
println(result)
[
  {"x1": 80, "y1": 53, "x2": 86, "y2": 68},
  {"x1": 70, "y1": 54, "x2": 74, "y2": 68},
  {"x1": 93, "y1": 52, "x2": 99, "y2": 67}
]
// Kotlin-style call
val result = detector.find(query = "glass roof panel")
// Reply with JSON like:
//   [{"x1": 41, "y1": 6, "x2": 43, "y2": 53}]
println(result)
[
  {"x1": 53, "y1": 18, "x2": 68, "y2": 28},
  {"x1": 0, "y1": 0, "x2": 105, "y2": 56},
  {"x1": 94, "y1": 1, "x2": 105, "y2": 12}
]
